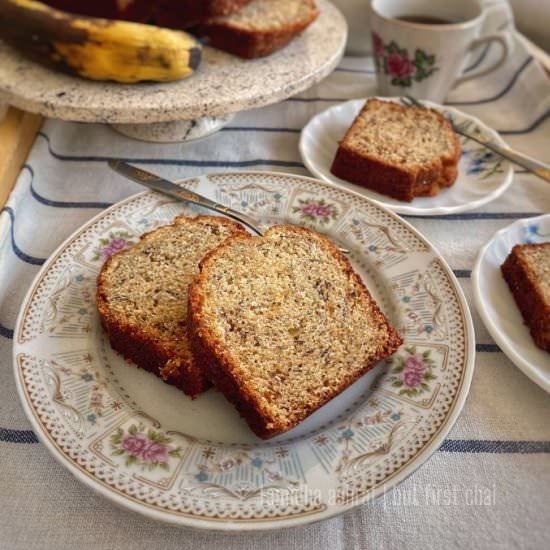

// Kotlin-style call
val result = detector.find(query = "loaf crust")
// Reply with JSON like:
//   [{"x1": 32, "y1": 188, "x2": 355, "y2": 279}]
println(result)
[
  {"x1": 331, "y1": 99, "x2": 461, "y2": 202},
  {"x1": 188, "y1": 225, "x2": 402, "y2": 438},
  {"x1": 195, "y1": 0, "x2": 319, "y2": 58},
  {"x1": 154, "y1": 0, "x2": 252, "y2": 29},
  {"x1": 501, "y1": 243, "x2": 550, "y2": 352},
  {"x1": 96, "y1": 215, "x2": 247, "y2": 397}
]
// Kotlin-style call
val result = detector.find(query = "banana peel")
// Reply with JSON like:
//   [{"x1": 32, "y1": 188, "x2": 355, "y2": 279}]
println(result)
[{"x1": 0, "y1": 0, "x2": 202, "y2": 83}]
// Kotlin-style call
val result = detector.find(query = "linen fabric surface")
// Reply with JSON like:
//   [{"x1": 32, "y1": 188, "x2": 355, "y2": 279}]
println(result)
[{"x1": 1, "y1": 2, "x2": 549, "y2": 548}]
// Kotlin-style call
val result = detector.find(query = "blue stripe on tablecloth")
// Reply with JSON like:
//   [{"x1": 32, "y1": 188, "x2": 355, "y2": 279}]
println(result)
[
  {"x1": 405, "y1": 212, "x2": 542, "y2": 220},
  {"x1": 286, "y1": 96, "x2": 350, "y2": 103},
  {"x1": 0, "y1": 428, "x2": 39, "y2": 444},
  {"x1": 1, "y1": 427, "x2": 547, "y2": 452},
  {"x1": 23, "y1": 165, "x2": 113, "y2": 209},
  {"x1": 453, "y1": 270, "x2": 471, "y2": 278},
  {"x1": 221, "y1": 127, "x2": 301, "y2": 133},
  {"x1": 476, "y1": 344, "x2": 501, "y2": 352},
  {"x1": 0, "y1": 207, "x2": 46, "y2": 266},
  {"x1": 36, "y1": 133, "x2": 305, "y2": 168},
  {"x1": 439, "y1": 440, "x2": 550, "y2": 453},
  {"x1": 448, "y1": 57, "x2": 533, "y2": 105},
  {"x1": 500, "y1": 108, "x2": 550, "y2": 135},
  {"x1": 0, "y1": 323, "x2": 14, "y2": 339}
]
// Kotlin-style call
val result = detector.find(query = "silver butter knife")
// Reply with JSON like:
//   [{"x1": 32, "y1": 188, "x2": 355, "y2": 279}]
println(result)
[
  {"x1": 108, "y1": 160, "x2": 350, "y2": 253},
  {"x1": 109, "y1": 159, "x2": 266, "y2": 235}
]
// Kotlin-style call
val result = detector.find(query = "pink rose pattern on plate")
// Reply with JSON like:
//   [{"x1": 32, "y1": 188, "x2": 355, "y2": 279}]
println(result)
[
  {"x1": 371, "y1": 32, "x2": 438, "y2": 87},
  {"x1": 388, "y1": 346, "x2": 436, "y2": 397},
  {"x1": 111, "y1": 423, "x2": 181, "y2": 470},
  {"x1": 292, "y1": 198, "x2": 339, "y2": 225},
  {"x1": 92, "y1": 231, "x2": 135, "y2": 262}
]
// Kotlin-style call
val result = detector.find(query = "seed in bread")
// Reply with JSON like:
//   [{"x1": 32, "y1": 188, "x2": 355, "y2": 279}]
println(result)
[
  {"x1": 96, "y1": 215, "x2": 247, "y2": 397},
  {"x1": 195, "y1": 0, "x2": 319, "y2": 59},
  {"x1": 501, "y1": 242, "x2": 550, "y2": 352},
  {"x1": 188, "y1": 225, "x2": 402, "y2": 438},
  {"x1": 330, "y1": 98, "x2": 461, "y2": 202}
]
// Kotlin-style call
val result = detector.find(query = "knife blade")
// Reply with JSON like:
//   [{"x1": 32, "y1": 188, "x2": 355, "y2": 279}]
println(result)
[{"x1": 108, "y1": 160, "x2": 264, "y2": 235}]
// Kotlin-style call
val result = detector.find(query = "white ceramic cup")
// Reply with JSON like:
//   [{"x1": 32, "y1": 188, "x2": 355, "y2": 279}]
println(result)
[{"x1": 369, "y1": 0, "x2": 509, "y2": 102}]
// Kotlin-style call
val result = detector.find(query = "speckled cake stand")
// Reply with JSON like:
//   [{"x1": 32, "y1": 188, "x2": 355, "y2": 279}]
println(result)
[{"x1": 0, "y1": 0, "x2": 346, "y2": 143}]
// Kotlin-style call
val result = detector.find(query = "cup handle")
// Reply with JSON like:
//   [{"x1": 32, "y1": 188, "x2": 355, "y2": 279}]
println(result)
[{"x1": 454, "y1": 34, "x2": 509, "y2": 86}]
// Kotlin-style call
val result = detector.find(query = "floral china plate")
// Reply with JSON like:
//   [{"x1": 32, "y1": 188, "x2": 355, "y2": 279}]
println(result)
[
  {"x1": 14, "y1": 172, "x2": 475, "y2": 531},
  {"x1": 473, "y1": 214, "x2": 550, "y2": 393},
  {"x1": 299, "y1": 98, "x2": 514, "y2": 216}
]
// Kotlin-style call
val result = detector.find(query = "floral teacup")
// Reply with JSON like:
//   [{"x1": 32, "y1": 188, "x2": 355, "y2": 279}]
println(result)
[{"x1": 369, "y1": 0, "x2": 510, "y2": 103}]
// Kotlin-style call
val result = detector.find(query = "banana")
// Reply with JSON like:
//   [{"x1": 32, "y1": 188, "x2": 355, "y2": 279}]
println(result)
[{"x1": 0, "y1": 0, "x2": 202, "y2": 83}]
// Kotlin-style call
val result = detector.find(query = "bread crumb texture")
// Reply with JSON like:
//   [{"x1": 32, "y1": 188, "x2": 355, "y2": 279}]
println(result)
[
  {"x1": 516, "y1": 244, "x2": 550, "y2": 301},
  {"x1": 97, "y1": 215, "x2": 246, "y2": 395},
  {"x1": 214, "y1": 0, "x2": 318, "y2": 31},
  {"x1": 191, "y1": 225, "x2": 402, "y2": 436},
  {"x1": 344, "y1": 99, "x2": 457, "y2": 166}
]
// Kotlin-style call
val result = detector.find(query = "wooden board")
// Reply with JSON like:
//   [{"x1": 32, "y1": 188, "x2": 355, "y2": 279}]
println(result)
[{"x1": 0, "y1": 107, "x2": 43, "y2": 209}]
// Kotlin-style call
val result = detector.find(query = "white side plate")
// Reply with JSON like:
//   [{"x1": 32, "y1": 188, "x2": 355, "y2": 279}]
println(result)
[
  {"x1": 473, "y1": 214, "x2": 550, "y2": 393},
  {"x1": 300, "y1": 98, "x2": 514, "y2": 216}
]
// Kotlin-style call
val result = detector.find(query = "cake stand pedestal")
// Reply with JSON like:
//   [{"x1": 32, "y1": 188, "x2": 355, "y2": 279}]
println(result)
[{"x1": 111, "y1": 115, "x2": 235, "y2": 143}]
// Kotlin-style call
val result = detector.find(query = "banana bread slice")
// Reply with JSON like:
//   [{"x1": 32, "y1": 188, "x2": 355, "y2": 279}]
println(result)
[
  {"x1": 154, "y1": 0, "x2": 253, "y2": 29},
  {"x1": 194, "y1": 0, "x2": 319, "y2": 59},
  {"x1": 331, "y1": 99, "x2": 461, "y2": 202},
  {"x1": 188, "y1": 225, "x2": 402, "y2": 438},
  {"x1": 501, "y1": 242, "x2": 550, "y2": 352},
  {"x1": 96, "y1": 215, "x2": 247, "y2": 397}
]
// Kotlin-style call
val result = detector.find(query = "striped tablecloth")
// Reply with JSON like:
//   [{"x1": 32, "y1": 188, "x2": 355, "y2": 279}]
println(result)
[{"x1": 1, "y1": 6, "x2": 549, "y2": 549}]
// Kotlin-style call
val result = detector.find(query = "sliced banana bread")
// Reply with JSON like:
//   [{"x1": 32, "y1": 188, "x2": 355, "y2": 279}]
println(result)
[
  {"x1": 331, "y1": 99, "x2": 461, "y2": 202},
  {"x1": 194, "y1": 0, "x2": 319, "y2": 58},
  {"x1": 154, "y1": 0, "x2": 253, "y2": 29},
  {"x1": 96, "y1": 215, "x2": 247, "y2": 397},
  {"x1": 501, "y1": 242, "x2": 550, "y2": 352},
  {"x1": 188, "y1": 225, "x2": 402, "y2": 438}
]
